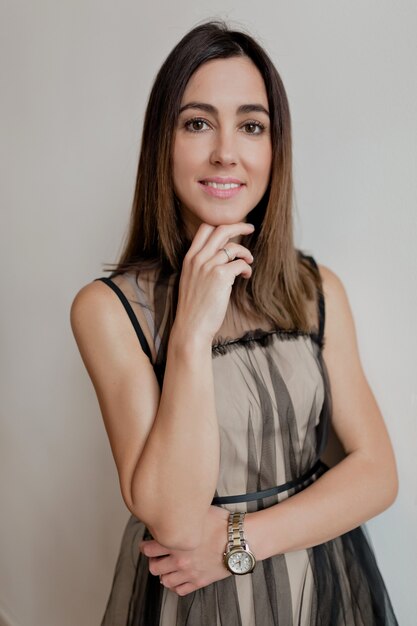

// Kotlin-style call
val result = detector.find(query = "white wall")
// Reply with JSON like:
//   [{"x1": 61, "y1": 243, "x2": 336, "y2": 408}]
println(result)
[{"x1": 1, "y1": 1, "x2": 415, "y2": 624}]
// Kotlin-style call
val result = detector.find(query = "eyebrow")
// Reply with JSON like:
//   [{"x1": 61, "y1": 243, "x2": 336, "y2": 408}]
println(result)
[{"x1": 178, "y1": 101, "x2": 270, "y2": 117}]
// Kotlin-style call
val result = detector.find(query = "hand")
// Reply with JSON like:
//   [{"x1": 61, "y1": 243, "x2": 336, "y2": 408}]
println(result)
[
  {"x1": 174, "y1": 222, "x2": 255, "y2": 344},
  {"x1": 138, "y1": 505, "x2": 231, "y2": 596}
]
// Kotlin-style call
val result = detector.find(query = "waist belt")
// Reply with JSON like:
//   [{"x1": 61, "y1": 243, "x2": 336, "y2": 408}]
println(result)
[{"x1": 211, "y1": 459, "x2": 329, "y2": 505}]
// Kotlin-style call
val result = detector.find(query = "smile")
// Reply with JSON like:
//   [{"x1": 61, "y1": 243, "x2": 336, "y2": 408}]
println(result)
[
  {"x1": 198, "y1": 181, "x2": 245, "y2": 199},
  {"x1": 202, "y1": 181, "x2": 241, "y2": 189}
]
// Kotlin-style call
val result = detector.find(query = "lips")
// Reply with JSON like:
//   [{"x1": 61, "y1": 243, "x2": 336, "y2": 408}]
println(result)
[
  {"x1": 200, "y1": 181, "x2": 243, "y2": 189},
  {"x1": 199, "y1": 177, "x2": 244, "y2": 184},
  {"x1": 197, "y1": 180, "x2": 245, "y2": 199}
]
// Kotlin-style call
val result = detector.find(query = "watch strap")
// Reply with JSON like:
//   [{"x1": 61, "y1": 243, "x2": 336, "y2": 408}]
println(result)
[{"x1": 227, "y1": 512, "x2": 247, "y2": 551}]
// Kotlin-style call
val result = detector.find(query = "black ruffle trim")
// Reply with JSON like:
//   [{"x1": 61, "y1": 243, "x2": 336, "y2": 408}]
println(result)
[{"x1": 211, "y1": 327, "x2": 322, "y2": 357}]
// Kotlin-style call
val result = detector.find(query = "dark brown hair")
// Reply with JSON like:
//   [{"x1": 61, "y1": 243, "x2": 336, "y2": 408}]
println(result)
[{"x1": 104, "y1": 19, "x2": 321, "y2": 332}]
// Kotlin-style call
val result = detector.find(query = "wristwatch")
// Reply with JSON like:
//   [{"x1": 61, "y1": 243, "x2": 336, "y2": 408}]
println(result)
[{"x1": 223, "y1": 512, "x2": 256, "y2": 575}]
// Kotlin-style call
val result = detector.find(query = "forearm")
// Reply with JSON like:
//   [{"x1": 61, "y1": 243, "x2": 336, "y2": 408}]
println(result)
[
  {"x1": 131, "y1": 322, "x2": 219, "y2": 548},
  {"x1": 245, "y1": 451, "x2": 398, "y2": 561}
]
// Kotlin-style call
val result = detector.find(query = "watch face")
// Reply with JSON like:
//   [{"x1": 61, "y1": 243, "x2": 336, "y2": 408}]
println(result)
[{"x1": 227, "y1": 549, "x2": 255, "y2": 574}]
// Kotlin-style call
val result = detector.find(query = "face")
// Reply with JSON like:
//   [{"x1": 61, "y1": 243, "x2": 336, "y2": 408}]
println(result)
[{"x1": 172, "y1": 56, "x2": 272, "y2": 239}]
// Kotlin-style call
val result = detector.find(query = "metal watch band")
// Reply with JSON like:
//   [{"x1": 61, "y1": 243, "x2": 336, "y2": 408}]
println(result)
[{"x1": 227, "y1": 512, "x2": 247, "y2": 550}]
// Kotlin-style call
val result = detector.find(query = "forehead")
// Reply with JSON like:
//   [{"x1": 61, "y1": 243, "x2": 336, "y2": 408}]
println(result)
[{"x1": 181, "y1": 57, "x2": 268, "y2": 107}]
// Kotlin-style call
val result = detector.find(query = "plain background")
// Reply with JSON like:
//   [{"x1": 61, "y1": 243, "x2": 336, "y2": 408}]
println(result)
[{"x1": 1, "y1": 1, "x2": 416, "y2": 625}]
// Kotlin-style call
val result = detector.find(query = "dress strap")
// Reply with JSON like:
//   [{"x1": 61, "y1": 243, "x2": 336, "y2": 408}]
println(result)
[
  {"x1": 301, "y1": 253, "x2": 325, "y2": 348},
  {"x1": 94, "y1": 277, "x2": 153, "y2": 362}
]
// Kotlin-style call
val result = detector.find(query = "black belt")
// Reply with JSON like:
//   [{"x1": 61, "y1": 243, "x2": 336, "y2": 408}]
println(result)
[{"x1": 211, "y1": 459, "x2": 329, "y2": 505}]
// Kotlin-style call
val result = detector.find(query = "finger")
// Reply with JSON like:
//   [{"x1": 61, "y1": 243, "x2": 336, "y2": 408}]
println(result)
[
  {"x1": 206, "y1": 243, "x2": 254, "y2": 268},
  {"x1": 173, "y1": 582, "x2": 196, "y2": 596},
  {"x1": 220, "y1": 258, "x2": 253, "y2": 282},
  {"x1": 148, "y1": 555, "x2": 177, "y2": 576},
  {"x1": 198, "y1": 222, "x2": 255, "y2": 261},
  {"x1": 188, "y1": 222, "x2": 254, "y2": 263},
  {"x1": 186, "y1": 223, "x2": 216, "y2": 256},
  {"x1": 160, "y1": 571, "x2": 190, "y2": 589},
  {"x1": 139, "y1": 540, "x2": 170, "y2": 558}
]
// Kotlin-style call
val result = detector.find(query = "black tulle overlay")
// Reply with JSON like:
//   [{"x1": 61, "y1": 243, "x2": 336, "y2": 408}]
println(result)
[{"x1": 96, "y1": 255, "x2": 398, "y2": 626}]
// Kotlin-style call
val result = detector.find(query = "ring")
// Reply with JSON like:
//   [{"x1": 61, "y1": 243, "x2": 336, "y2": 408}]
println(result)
[{"x1": 222, "y1": 247, "x2": 234, "y2": 262}]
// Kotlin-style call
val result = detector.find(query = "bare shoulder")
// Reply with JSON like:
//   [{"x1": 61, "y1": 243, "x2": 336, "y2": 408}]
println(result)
[
  {"x1": 71, "y1": 281, "x2": 124, "y2": 366},
  {"x1": 70, "y1": 279, "x2": 161, "y2": 515},
  {"x1": 316, "y1": 263, "x2": 355, "y2": 351},
  {"x1": 70, "y1": 278, "x2": 122, "y2": 324},
  {"x1": 70, "y1": 279, "x2": 155, "y2": 387},
  {"x1": 317, "y1": 263, "x2": 347, "y2": 306},
  {"x1": 70, "y1": 279, "x2": 122, "y2": 341}
]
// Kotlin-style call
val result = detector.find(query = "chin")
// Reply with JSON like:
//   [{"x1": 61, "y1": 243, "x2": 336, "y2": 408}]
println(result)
[
  {"x1": 199, "y1": 207, "x2": 252, "y2": 226},
  {"x1": 179, "y1": 196, "x2": 253, "y2": 231}
]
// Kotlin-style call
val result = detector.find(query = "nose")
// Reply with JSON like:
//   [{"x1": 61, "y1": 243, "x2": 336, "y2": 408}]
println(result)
[{"x1": 209, "y1": 127, "x2": 238, "y2": 166}]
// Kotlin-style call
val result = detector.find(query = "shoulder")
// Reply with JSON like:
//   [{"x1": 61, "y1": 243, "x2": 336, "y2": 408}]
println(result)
[
  {"x1": 70, "y1": 277, "x2": 150, "y2": 371},
  {"x1": 316, "y1": 263, "x2": 351, "y2": 318},
  {"x1": 70, "y1": 271, "x2": 143, "y2": 328},
  {"x1": 315, "y1": 263, "x2": 359, "y2": 363},
  {"x1": 297, "y1": 254, "x2": 351, "y2": 342},
  {"x1": 71, "y1": 278, "x2": 113, "y2": 306},
  {"x1": 298, "y1": 252, "x2": 346, "y2": 304},
  {"x1": 317, "y1": 263, "x2": 348, "y2": 308},
  {"x1": 70, "y1": 280, "x2": 121, "y2": 362},
  {"x1": 70, "y1": 278, "x2": 122, "y2": 335}
]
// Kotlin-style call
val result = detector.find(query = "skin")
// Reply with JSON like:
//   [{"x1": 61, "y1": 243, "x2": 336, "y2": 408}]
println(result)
[
  {"x1": 137, "y1": 57, "x2": 398, "y2": 595},
  {"x1": 172, "y1": 55, "x2": 272, "y2": 244},
  {"x1": 70, "y1": 56, "x2": 399, "y2": 599},
  {"x1": 140, "y1": 262, "x2": 399, "y2": 594},
  {"x1": 70, "y1": 57, "x2": 274, "y2": 589}
]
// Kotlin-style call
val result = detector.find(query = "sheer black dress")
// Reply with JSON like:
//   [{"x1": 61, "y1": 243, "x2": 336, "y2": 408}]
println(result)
[{"x1": 94, "y1": 253, "x2": 398, "y2": 625}]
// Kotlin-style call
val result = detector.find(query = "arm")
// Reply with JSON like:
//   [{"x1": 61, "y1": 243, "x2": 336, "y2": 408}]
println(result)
[
  {"x1": 70, "y1": 281, "x2": 218, "y2": 551},
  {"x1": 70, "y1": 223, "x2": 254, "y2": 551},
  {"x1": 138, "y1": 264, "x2": 399, "y2": 596},
  {"x1": 245, "y1": 264, "x2": 399, "y2": 560}
]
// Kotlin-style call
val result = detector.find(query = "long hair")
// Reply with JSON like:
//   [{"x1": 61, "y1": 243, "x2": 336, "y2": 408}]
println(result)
[{"x1": 104, "y1": 19, "x2": 321, "y2": 332}]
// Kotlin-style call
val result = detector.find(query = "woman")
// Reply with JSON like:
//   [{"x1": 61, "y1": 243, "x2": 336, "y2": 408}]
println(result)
[{"x1": 70, "y1": 20, "x2": 399, "y2": 626}]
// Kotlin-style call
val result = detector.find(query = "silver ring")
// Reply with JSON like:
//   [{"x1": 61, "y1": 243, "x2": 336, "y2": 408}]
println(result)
[{"x1": 222, "y1": 247, "x2": 233, "y2": 262}]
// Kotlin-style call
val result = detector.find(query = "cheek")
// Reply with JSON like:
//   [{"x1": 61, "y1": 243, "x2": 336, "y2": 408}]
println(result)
[
  {"x1": 249, "y1": 145, "x2": 272, "y2": 181},
  {"x1": 172, "y1": 139, "x2": 202, "y2": 187},
  {"x1": 172, "y1": 153, "x2": 186, "y2": 192}
]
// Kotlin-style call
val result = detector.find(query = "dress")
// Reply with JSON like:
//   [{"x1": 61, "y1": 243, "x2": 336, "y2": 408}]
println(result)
[{"x1": 93, "y1": 253, "x2": 398, "y2": 626}]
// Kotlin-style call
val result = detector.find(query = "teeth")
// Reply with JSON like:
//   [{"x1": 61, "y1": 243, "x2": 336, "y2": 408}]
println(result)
[{"x1": 203, "y1": 181, "x2": 241, "y2": 189}]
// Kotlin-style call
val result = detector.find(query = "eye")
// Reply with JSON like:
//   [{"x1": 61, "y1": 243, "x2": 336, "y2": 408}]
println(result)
[
  {"x1": 242, "y1": 121, "x2": 266, "y2": 135},
  {"x1": 184, "y1": 117, "x2": 210, "y2": 133}
]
